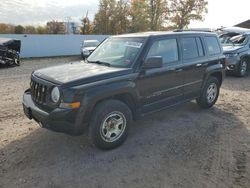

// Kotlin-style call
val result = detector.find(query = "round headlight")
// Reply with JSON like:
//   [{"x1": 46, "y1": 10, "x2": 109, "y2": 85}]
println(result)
[{"x1": 51, "y1": 87, "x2": 60, "y2": 103}]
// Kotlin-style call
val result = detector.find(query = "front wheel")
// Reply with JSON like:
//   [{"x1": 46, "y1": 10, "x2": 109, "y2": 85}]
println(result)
[
  {"x1": 14, "y1": 53, "x2": 20, "y2": 66},
  {"x1": 237, "y1": 59, "x2": 248, "y2": 77},
  {"x1": 89, "y1": 100, "x2": 132, "y2": 150},
  {"x1": 196, "y1": 76, "x2": 220, "y2": 109}
]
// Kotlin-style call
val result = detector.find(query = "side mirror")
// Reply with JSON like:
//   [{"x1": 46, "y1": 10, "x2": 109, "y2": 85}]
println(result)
[{"x1": 143, "y1": 56, "x2": 163, "y2": 69}]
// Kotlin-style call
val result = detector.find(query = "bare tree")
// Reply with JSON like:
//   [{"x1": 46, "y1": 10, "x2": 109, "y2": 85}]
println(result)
[
  {"x1": 114, "y1": 0, "x2": 130, "y2": 34},
  {"x1": 130, "y1": 0, "x2": 149, "y2": 32},
  {"x1": 148, "y1": 0, "x2": 168, "y2": 31},
  {"x1": 81, "y1": 11, "x2": 93, "y2": 34},
  {"x1": 168, "y1": 0, "x2": 208, "y2": 29},
  {"x1": 93, "y1": 0, "x2": 116, "y2": 34}
]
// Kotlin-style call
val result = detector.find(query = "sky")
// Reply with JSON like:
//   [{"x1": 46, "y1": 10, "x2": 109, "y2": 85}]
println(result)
[
  {"x1": 189, "y1": 0, "x2": 250, "y2": 28},
  {"x1": 0, "y1": 0, "x2": 249, "y2": 28},
  {"x1": 0, "y1": 0, "x2": 99, "y2": 26}
]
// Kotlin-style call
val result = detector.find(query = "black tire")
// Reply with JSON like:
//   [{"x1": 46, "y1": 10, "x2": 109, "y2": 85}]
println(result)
[
  {"x1": 196, "y1": 76, "x2": 220, "y2": 109},
  {"x1": 89, "y1": 99, "x2": 132, "y2": 150},
  {"x1": 236, "y1": 59, "x2": 248, "y2": 77},
  {"x1": 14, "y1": 53, "x2": 20, "y2": 66},
  {"x1": 7, "y1": 51, "x2": 20, "y2": 67}
]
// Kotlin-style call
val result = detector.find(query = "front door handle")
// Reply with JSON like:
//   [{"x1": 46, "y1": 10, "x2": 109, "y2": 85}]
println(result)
[{"x1": 196, "y1": 63, "x2": 202, "y2": 67}]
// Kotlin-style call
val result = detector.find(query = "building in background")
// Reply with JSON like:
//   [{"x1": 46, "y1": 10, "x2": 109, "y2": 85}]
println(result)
[{"x1": 65, "y1": 22, "x2": 81, "y2": 34}]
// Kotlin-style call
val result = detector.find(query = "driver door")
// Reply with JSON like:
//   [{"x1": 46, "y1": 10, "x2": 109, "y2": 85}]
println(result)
[{"x1": 136, "y1": 37, "x2": 184, "y2": 114}]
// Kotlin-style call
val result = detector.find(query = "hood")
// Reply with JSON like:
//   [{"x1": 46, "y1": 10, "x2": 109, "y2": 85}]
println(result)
[
  {"x1": 82, "y1": 47, "x2": 96, "y2": 51},
  {"x1": 33, "y1": 61, "x2": 132, "y2": 85},
  {"x1": 0, "y1": 38, "x2": 21, "y2": 52},
  {"x1": 222, "y1": 45, "x2": 244, "y2": 53}
]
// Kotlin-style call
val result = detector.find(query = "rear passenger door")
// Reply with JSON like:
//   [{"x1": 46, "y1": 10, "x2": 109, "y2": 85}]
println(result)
[{"x1": 180, "y1": 36, "x2": 208, "y2": 99}]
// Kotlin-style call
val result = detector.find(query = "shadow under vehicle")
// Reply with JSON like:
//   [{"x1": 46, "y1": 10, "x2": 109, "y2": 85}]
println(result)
[
  {"x1": 219, "y1": 27, "x2": 250, "y2": 77},
  {"x1": 0, "y1": 38, "x2": 21, "y2": 66}
]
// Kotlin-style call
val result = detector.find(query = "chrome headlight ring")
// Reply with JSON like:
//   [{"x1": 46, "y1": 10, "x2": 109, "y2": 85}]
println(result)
[{"x1": 51, "y1": 87, "x2": 60, "y2": 103}]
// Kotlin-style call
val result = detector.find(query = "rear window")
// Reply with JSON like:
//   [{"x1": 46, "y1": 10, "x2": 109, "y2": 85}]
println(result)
[{"x1": 205, "y1": 36, "x2": 221, "y2": 55}]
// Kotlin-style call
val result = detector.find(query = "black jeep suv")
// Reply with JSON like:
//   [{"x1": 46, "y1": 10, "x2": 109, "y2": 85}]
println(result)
[
  {"x1": 219, "y1": 27, "x2": 250, "y2": 77},
  {"x1": 23, "y1": 31, "x2": 225, "y2": 149}
]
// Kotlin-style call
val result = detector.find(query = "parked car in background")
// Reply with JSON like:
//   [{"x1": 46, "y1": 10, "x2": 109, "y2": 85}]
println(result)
[
  {"x1": 0, "y1": 38, "x2": 21, "y2": 66},
  {"x1": 23, "y1": 31, "x2": 225, "y2": 150},
  {"x1": 219, "y1": 27, "x2": 250, "y2": 77},
  {"x1": 80, "y1": 40, "x2": 100, "y2": 59}
]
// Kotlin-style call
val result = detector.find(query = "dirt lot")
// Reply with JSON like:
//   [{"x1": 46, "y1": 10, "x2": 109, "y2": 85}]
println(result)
[{"x1": 0, "y1": 57, "x2": 250, "y2": 188}]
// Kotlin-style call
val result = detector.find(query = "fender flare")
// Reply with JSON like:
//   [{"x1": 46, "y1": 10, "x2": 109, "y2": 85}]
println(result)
[
  {"x1": 77, "y1": 80, "x2": 139, "y2": 125},
  {"x1": 201, "y1": 64, "x2": 224, "y2": 89}
]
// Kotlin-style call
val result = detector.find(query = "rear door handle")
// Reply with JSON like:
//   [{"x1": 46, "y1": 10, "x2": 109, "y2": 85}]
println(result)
[{"x1": 196, "y1": 63, "x2": 202, "y2": 67}]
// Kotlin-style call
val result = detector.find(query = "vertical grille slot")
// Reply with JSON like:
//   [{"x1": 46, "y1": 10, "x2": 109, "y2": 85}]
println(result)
[{"x1": 30, "y1": 78, "x2": 47, "y2": 104}]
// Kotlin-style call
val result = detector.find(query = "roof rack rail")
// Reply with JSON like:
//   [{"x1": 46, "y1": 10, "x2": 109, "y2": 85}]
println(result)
[{"x1": 174, "y1": 28, "x2": 214, "y2": 32}]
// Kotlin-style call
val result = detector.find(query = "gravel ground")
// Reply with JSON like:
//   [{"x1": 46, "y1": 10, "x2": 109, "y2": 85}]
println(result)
[{"x1": 0, "y1": 57, "x2": 250, "y2": 188}]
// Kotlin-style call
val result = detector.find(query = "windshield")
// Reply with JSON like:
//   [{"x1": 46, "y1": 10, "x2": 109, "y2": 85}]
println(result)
[
  {"x1": 87, "y1": 37, "x2": 145, "y2": 67},
  {"x1": 83, "y1": 41, "x2": 99, "y2": 47},
  {"x1": 219, "y1": 33, "x2": 248, "y2": 46}
]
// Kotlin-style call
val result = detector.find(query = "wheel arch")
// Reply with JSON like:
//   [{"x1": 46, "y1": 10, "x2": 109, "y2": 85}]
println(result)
[
  {"x1": 210, "y1": 72, "x2": 223, "y2": 86},
  {"x1": 81, "y1": 81, "x2": 139, "y2": 124},
  {"x1": 203, "y1": 64, "x2": 224, "y2": 89}
]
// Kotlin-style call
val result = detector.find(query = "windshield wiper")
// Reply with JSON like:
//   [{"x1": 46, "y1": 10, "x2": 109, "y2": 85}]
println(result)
[{"x1": 88, "y1": 60, "x2": 111, "y2": 67}]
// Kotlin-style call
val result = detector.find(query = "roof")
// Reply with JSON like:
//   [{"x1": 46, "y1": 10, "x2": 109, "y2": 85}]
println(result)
[
  {"x1": 112, "y1": 31, "x2": 216, "y2": 38},
  {"x1": 0, "y1": 38, "x2": 14, "y2": 44},
  {"x1": 220, "y1": 27, "x2": 250, "y2": 34},
  {"x1": 0, "y1": 38, "x2": 20, "y2": 46}
]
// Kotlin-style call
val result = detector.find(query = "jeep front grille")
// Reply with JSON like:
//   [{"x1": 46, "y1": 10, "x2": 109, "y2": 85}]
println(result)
[{"x1": 30, "y1": 79, "x2": 47, "y2": 103}]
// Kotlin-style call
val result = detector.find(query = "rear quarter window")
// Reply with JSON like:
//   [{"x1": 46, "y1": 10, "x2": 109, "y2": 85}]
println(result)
[{"x1": 205, "y1": 36, "x2": 221, "y2": 55}]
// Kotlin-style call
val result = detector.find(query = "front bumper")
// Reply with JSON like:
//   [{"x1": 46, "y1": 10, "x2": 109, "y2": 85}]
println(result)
[
  {"x1": 22, "y1": 90, "x2": 86, "y2": 135},
  {"x1": 225, "y1": 56, "x2": 240, "y2": 72},
  {"x1": 81, "y1": 49, "x2": 90, "y2": 59}
]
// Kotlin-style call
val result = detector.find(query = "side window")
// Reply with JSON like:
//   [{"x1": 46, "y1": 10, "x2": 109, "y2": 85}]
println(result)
[
  {"x1": 146, "y1": 38, "x2": 178, "y2": 64},
  {"x1": 205, "y1": 36, "x2": 221, "y2": 55},
  {"x1": 196, "y1": 37, "x2": 204, "y2": 57},
  {"x1": 182, "y1": 37, "x2": 199, "y2": 59}
]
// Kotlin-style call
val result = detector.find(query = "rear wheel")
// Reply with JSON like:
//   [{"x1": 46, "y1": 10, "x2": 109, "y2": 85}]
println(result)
[
  {"x1": 196, "y1": 76, "x2": 220, "y2": 109},
  {"x1": 89, "y1": 99, "x2": 132, "y2": 150},
  {"x1": 237, "y1": 59, "x2": 248, "y2": 77}
]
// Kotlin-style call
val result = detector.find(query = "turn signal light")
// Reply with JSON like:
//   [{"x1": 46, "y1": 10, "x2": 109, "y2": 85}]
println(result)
[{"x1": 60, "y1": 102, "x2": 81, "y2": 109}]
